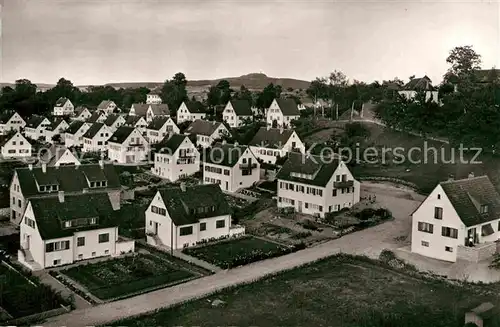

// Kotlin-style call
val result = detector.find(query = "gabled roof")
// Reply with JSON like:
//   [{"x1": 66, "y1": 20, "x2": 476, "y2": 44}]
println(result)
[
  {"x1": 46, "y1": 118, "x2": 67, "y2": 131},
  {"x1": 66, "y1": 121, "x2": 86, "y2": 135},
  {"x1": 440, "y1": 176, "x2": 500, "y2": 227},
  {"x1": 150, "y1": 104, "x2": 170, "y2": 116},
  {"x1": 249, "y1": 127, "x2": 295, "y2": 148},
  {"x1": 402, "y1": 76, "x2": 435, "y2": 91},
  {"x1": 229, "y1": 100, "x2": 253, "y2": 116},
  {"x1": 276, "y1": 152, "x2": 340, "y2": 187},
  {"x1": 185, "y1": 120, "x2": 222, "y2": 137},
  {"x1": 25, "y1": 115, "x2": 48, "y2": 128},
  {"x1": 0, "y1": 132, "x2": 28, "y2": 148},
  {"x1": 39, "y1": 145, "x2": 79, "y2": 166},
  {"x1": 474, "y1": 69, "x2": 500, "y2": 83},
  {"x1": 0, "y1": 112, "x2": 20, "y2": 124},
  {"x1": 87, "y1": 111, "x2": 106, "y2": 123},
  {"x1": 55, "y1": 97, "x2": 69, "y2": 107},
  {"x1": 147, "y1": 117, "x2": 171, "y2": 131},
  {"x1": 125, "y1": 115, "x2": 143, "y2": 125},
  {"x1": 97, "y1": 100, "x2": 115, "y2": 110},
  {"x1": 204, "y1": 142, "x2": 250, "y2": 167},
  {"x1": 158, "y1": 184, "x2": 230, "y2": 226},
  {"x1": 15, "y1": 163, "x2": 120, "y2": 198},
  {"x1": 275, "y1": 98, "x2": 300, "y2": 116},
  {"x1": 153, "y1": 134, "x2": 189, "y2": 153},
  {"x1": 131, "y1": 103, "x2": 150, "y2": 116},
  {"x1": 83, "y1": 123, "x2": 106, "y2": 139},
  {"x1": 30, "y1": 193, "x2": 117, "y2": 240},
  {"x1": 108, "y1": 126, "x2": 135, "y2": 144},
  {"x1": 182, "y1": 101, "x2": 205, "y2": 114},
  {"x1": 103, "y1": 114, "x2": 122, "y2": 126},
  {"x1": 74, "y1": 106, "x2": 90, "y2": 115}
]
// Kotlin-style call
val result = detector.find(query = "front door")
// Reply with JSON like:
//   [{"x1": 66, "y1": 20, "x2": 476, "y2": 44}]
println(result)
[
  {"x1": 154, "y1": 222, "x2": 159, "y2": 235},
  {"x1": 298, "y1": 201, "x2": 302, "y2": 213},
  {"x1": 468, "y1": 228, "x2": 479, "y2": 244},
  {"x1": 25, "y1": 234, "x2": 30, "y2": 249},
  {"x1": 225, "y1": 181, "x2": 229, "y2": 191}
]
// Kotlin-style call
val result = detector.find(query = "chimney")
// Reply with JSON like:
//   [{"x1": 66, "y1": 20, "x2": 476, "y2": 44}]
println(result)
[
  {"x1": 180, "y1": 182, "x2": 186, "y2": 192},
  {"x1": 222, "y1": 140, "x2": 227, "y2": 145},
  {"x1": 58, "y1": 190, "x2": 64, "y2": 203},
  {"x1": 42, "y1": 163, "x2": 46, "y2": 173},
  {"x1": 28, "y1": 164, "x2": 33, "y2": 171},
  {"x1": 99, "y1": 160, "x2": 104, "y2": 169},
  {"x1": 468, "y1": 172, "x2": 475, "y2": 179},
  {"x1": 234, "y1": 141, "x2": 239, "y2": 147}
]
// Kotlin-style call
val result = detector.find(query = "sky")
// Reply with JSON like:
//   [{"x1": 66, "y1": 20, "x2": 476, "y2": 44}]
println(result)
[{"x1": 1, "y1": 0, "x2": 499, "y2": 86}]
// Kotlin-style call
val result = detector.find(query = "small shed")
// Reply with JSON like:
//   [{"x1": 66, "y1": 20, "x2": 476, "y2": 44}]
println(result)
[{"x1": 465, "y1": 302, "x2": 497, "y2": 327}]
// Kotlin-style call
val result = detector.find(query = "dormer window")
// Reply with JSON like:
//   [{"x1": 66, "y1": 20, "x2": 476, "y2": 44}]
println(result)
[
  {"x1": 481, "y1": 205, "x2": 489, "y2": 214},
  {"x1": 64, "y1": 221, "x2": 72, "y2": 228},
  {"x1": 39, "y1": 184, "x2": 58, "y2": 192},
  {"x1": 90, "y1": 218, "x2": 97, "y2": 225}
]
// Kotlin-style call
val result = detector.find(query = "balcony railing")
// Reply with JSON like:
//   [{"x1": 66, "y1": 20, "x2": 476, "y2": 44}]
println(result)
[
  {"x1": 334, "y1": 180, "x2": 354, "y2": 188},
  {"x1": 239, "y1": 163, "x2": 258, "y2": 169}
]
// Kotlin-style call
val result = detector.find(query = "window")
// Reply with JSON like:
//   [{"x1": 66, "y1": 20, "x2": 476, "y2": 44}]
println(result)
[
  {"x1": 90, "y1": 218, "x2": 97, "y2": 225},
  {"x1": 445, "y1": 246, "x2": 453, "y2": 252},
  {"x1": 45, "y1": 240, "x2": 70, "y2": 252},
  {"x1": 180, "y1": 226, "x2": 193, "y2": 236},
  {"x1": 481, "y1": 205, "x2": 489, "y2": 214},
  {"x1": 78, "y1": 254, "x2": 83, "y2": 259},
  {"x1": 421, "y1": 241, "x2": 429, "y2": 247},
  {"x1": 12, "y1": 197, "x2": 15, "y2": 205},
  {"x1": 441, "y1": 227, "x2": 458, "y2": 239},
  {"x1": 216, "y1": 220, "x2": 225, "y2": 229},
  {"x1": 77, "y1": 237, "x2": 85, "y2": 247},
  {"x1": 437, "y1": 194, "x2": 441, "y2": 199},
  {"x1": 92, "y1": 252, "x2": 96, "y2": 257},
  {"x1": 417, "y1": 222, "x2": 433, "y2": 234},
  {"x1": 64, "y1": 221, "x2": 72, "y2": 228},
  {"x1": 105, "y1": 249, "x2": 109, "y2": 255},
  {"x1": 434, "y1": 207, "x2": 443, "y2": 219},
  {"x1": 25, "y1": 217, "x2": 36, "y2": 229},
  {"x1": 98, "y1": 233, "x2": 110, "y2": 243},
  {"x1": 53, "y1": 259, "x2": 61, "y2": 265},
  {"x1": 200, "y1": 222, "x2": 206, "y2": 231}
]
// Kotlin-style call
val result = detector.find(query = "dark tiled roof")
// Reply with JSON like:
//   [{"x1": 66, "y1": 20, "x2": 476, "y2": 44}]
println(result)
[
  {"x1": 275, "y1": 98, "x2": 300, "y2": 116},
  {"x1": 249, "y1": 127, "x2": 295, "y2": 148},
  {"x1": 153, "y1": 134, "x2": 188, "y2": 153},
  {"x1": 87, "y1": 111, "x2": 106, "y2": 123},
  {"x1": 440, "y1": 176, "x2": 500, "y2": 227},
  {"x1": 125, "y1": 115, "x2": 143, "y2": 125},
  {"x1": 74, "y1": 106, "x2": 89, "y2": 115},
  {"x1": 103, "y1": 114, "x2": 122, "y2": 126},
  {"x1": 66, "y1": 121, "x2": 86, "y2": 135},
  {"x1": 185, "y1": 120, "x2": 222, "y2": 136},
  {"x1": 183, "y1": 101, "x2": 205, "y2": 114},
  {"x1": 30, "y1": 193, "x2": 117, "y2": 240},
  {"x1": 159, "y1": 184, "x2": 230, "y2": 226},
  {"x1": 150, "y1": 104, "x2": 170, "y2": 116},
  {"x1": 25, "y1": 115, "x2": 48, "y2": 128},
  {"x1": 0, "y1": 132, "x2": 28, "y2": 148},
  {"x1": 402, "y1": 76, "x2": 435, "y2": 91},
  {"x1": 474, "y1": 69, "x2": 500, "y2": 83},
  {"x1": 229, "y1": 100, "x2": 252, "y2": 116},
  {"x1": 83, "y1": 123, "x2": 106, "y2": 139},
  {"x1": 277, "y1": 152, "x2": 340, "y2": 187},
  {"x1": 55, "y1": 97, "x2": 69, "y2": 107},
  {"x1": 0, "y1": 112, "x2": 16, "y2": 124},
  {"x1": 147, "y1": 117, "x2": 170, "y2": 131},
  {"x1": 108, "y1": 126, "x2": 135, "y2": 144},
  {"x1": 46, "y1": 118, "x2": 67, "y2": 131},
  {"x1": 131, "y1": 104, "x2": 150, "y2": 116},
  {"x1": 15, "y1": 163, "x2": 121, "y2": 198},
  {"x1": 204, "y1": 142, "x2": 250, "y2": 167},
  {"x1": 97, "y1": 100, "x2": 114, "y2": 110}
]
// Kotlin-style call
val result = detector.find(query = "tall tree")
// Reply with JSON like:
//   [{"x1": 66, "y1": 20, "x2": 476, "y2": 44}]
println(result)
[
  {"x1": 160, "y1": 72, "x2": 188, "y2": 115},
  {"x1": 445, "y1": 45, "x2": 481, "y2": 83}
]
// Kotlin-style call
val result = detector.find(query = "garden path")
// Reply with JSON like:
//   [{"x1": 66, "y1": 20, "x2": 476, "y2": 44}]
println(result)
[{"x1": 33, "y1": 271, "x2": 92, "y2": 309}]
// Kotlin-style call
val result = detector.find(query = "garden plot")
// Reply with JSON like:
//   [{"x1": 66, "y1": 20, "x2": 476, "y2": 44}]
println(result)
[{"x1": 60, "y1": 253, "x2": 197, "y2": 301}]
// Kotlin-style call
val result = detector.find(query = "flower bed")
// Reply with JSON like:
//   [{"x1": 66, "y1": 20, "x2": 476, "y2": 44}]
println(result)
[
  {"x1": 183, "y1": 236, "x2": 305, "y2": 269},
  {"x1": 60, "y1": 253, "x2": 196, "y2": 300}
]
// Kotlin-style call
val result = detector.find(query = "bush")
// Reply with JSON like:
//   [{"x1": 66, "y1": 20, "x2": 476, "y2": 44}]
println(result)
[
  {"x1": 299, "y1": 219, "x2": 321, "y2": 231},
  {"x1": 354, "y1": 208, "x2": 392, "y2": 221},
  {"x1": 291, "y1": 231, "x2": 312, "y2": 239}
]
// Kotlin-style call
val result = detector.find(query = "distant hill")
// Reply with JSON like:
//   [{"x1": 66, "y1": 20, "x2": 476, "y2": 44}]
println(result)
[{"x1": 0, "y1": 73, "x2": 311, "y2": 92}]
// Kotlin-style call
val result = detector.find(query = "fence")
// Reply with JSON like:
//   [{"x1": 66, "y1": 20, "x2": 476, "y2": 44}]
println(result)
[{"x1": 5, "y1": 305, "x2": 70, "y2": 325}]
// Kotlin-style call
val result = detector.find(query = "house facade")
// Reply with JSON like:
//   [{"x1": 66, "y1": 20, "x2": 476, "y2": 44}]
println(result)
[
  {"x1": 53, "y1": 97, "x2": 74, "y2": 116},
  {"x1": 0, "y1": 112, "x2": 25, "y2": 135},
  {"x1": 73, "y1": 106, "x2": 92, "y2": 121},
  {"x1": 44, "y1": 118, "x2": 69, "y2": 144},
  {"x1": 223, "y1": 100, "x2": 253, "y2": 128},
  {"x1": 249, "y1": 127, "x2": 305, "y2": 164},
  {"x1": 18, "y1": 193, "x2": 134, "y2": 271},
  {"x1": 152, "y1": 134, "x2": 200, "y2": 182},
  {"x1": 203, "y1": 142, "x2": 260, "y2": 193},
  {"x1": 82, "y1": 123, "x2": 112, "y2": 153},
  {"x1": 125, "y1": 115, "x2": 148, "y2": 135},
  {"x1": 184, "y1": 120, "x2": 229, "y2": 148},
  {"x1": 146, "y1": 117, "x2": 180, "y2": 144},
  {"x1": 107, "y1": 126, "x2": 149, "y2": 164},
  {"x1": 146, "y1": 104, "x2": 170, "y2": 123},
  {"x1": 145, "y1": 184, "x2": 244, "y2": 250},
  {"x1": 277, "y1": 153, "x2": 361, "y2": 218},
  {"x1": 1, "y1": 132, "x2": 31, "y2": 158},
  {"x1": 97, "y1": 100, "x2": 118, "y2": 114},
  {"x1": 411, "y1": 175, "x2": 500, "y2": 262},
  {"x1": 103, "y1": 114, "x2": 126, "y2": 132},
  {"x1": 266, "y1": 98, "x2": 301, "y2": 128},
  {"x1": 399, "y1": 76, "x2": 439, "y2": 104},
  {"x1": 86, "y1": 111, "x2": 108, "y2": 124},
  {"x1": 40, "y1": 145, "x2": 81, "y2": 167},
  {"x1": 24, "y1": 116, "x2": 51, "y2": 141},
  {"x1": 176, "y1": 101, "x2": 206, "y2": 124},
  {"x1": 146, "y1": 92, "x2": 162, "y2": 104},
  {"x1": 65, "y1": 121, "x2": 91, "y2": 148}
]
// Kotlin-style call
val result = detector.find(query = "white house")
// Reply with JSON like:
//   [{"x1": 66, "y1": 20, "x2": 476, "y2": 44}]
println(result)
[
  {"x1": 411, "y1": 175, "x2": 500, "y2": 263},
  {"x1": 145, "y1": 183, "x2": 244, "y2": 250},
  {"x1": 65, "y1": 121, "x2": 91, "y2": 148},
  {"x1": 203, "y1": 142, "x2": 260, "y2": 193},
  {"x1": 129, "y1": 103, "x2": 170, "y2": 123},
  {"x1": 249, "y1": 127, "x2": 305, "y2": 164},
  {"x1": 24, "y1": 115, "x2": 51, "y2": 141},
  {"x1": 107, "y1": 126, "x2": 149, "y2": 164},
  {"x1": 1, "y1": 132, "x2": 31, "y2": 159},
  {"x1": 97, "y1": 100, "x2": 118, "y2": 114},
  {"x1": 18, "y1": 192, "x2": 134, "y2": 271},
  {"x1": 103, "y1": 114, "x2": 126, "y2": 132},
  {"x1": 184, "y1": 120, "x2": 230, "y2": 148},
  {"x1": 0, "y1": 112, "x2": 25, "y2": 135},
  {"x1": 44, "y1": 118, "x2": 69, "y2": 144},
  {"x1": 146, "y1": 117, "x2": 180, "y2": 144},
  {"x1": 82, "y1": 123, "x2": 112, "y2": 153},
  {"x1": 223, "y1": 100, "x2": 253, "y2": 128},
  {"x1": 125, "y1": 115, "x2": 148, "y2": 135},
  {"x1": 53, "y1": 97, "x2": 74, "y2": 116},
  {"x1": 152, "y1": 134, "x2": 200, "y2": 182},
  {"x1": 266, "y1": 98, "x2": 301, "y2": 128},
  {"x1": 398, "y1": 75, "x2": 440, "y2": 104},
  {"x1": 277, "y1": 152, "x2": 360, "y2": 218},
  {"x1": 39, "y1": 145, "x2": 81, "y2": 167},
  {"x1": 86, "y1": 111, "x2": 108, "y2": 124},
  {"x1": 146, "y1": 91, "x2": 162, "y2": 104},
  {"x1": 73, "y1": 106, "x2": 92, "y2": 121},
  {"x1": 10, "y1": 162, "x2": 121, "y2": 224},
  {"x1": 176, "y1": 101, "x2": 206, "y2": 124}
]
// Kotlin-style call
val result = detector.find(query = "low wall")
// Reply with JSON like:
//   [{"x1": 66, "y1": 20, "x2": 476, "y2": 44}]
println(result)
[
  {"x1": 5, "y1": 305, "x2": 70, "y2": 325},
  {"x1": 457, "y1": 242, "x2": 497, "y2": 262},
  {"x1": 229, "y1": 225, "x2": 246, "y2": 238},
  {"x1": 116, "y1": 240, "x2": 135, "y2": 254}
]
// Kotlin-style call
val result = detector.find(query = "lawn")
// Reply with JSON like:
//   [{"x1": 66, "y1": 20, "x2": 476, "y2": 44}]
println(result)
[
  {"x1": 61, "y1": 253, "x2": 196, "y2": 300},
  {"x1": 0, "y1": 264, "x2": 67, "y2": 319},
  {"x1": 183, "y1": 236, "x2": 296, "y2": 269},
  {"x1": 107, "y1": 255, "x2": 500, "y2": 327}
]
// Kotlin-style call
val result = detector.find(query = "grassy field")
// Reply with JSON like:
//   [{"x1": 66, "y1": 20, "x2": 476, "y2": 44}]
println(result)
[
  {"x1": 61, "y1": 253, "x2": 196, "y2": 300},
  {"x1": 108, "y1": 255, "x2": 499, "y2": 327},
  {"x1": 308, "y1": 121, "x2": 500, "y2": 194}
]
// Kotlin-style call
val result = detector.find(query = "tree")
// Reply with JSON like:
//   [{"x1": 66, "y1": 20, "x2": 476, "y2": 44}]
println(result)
[
  {"x1": 234, "y1": 85, "x2": 253, "y2": 105},
  {"x1": 446, "y1": 45, "x2": 481, "y2": 83},
  {"x1": 256, "y1": 83, "x2": 281, "y2": 109},
  {"x1": 160, "y1": 72, "x2": 188, "y2": 115}
]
